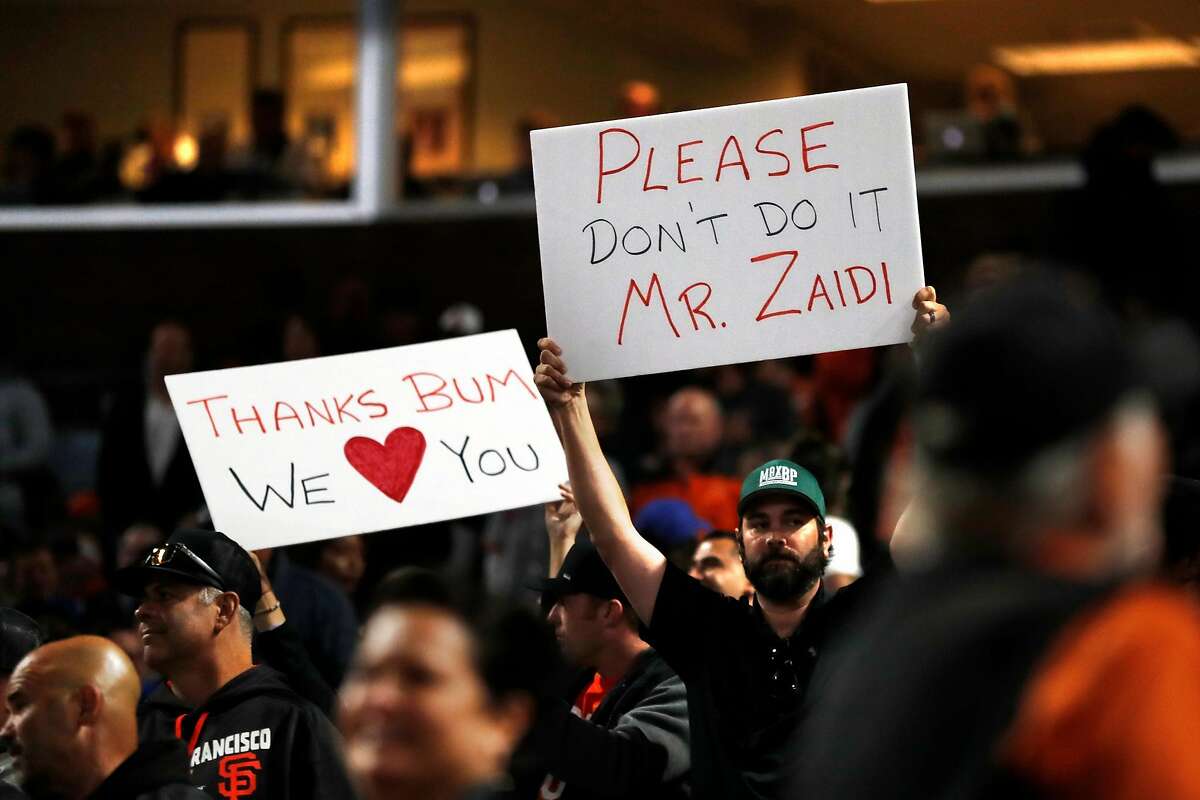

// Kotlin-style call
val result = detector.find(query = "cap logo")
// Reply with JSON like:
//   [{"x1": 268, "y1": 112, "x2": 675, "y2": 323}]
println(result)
[{"x1": 759, "y1": 465, "x2": 799, "y2": 487}]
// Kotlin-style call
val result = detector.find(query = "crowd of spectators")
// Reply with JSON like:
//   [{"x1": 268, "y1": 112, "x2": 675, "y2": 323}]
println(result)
[
  {"x1": 2, "y1": 93, "x2": 1200, "y2": 799},
  {"x1": 0, "y1": 92, "x2": 346, "y2": 206},
  {"x1": 2, "y1": 261, "x2": 1199, "y2": 799}
]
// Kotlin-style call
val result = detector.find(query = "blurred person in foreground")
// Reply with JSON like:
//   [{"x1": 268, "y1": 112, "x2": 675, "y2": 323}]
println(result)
[
  {"x1": 339, "y1": 578, "x2": 557, "y2": 800},
  {"x1": 113, "y1": 529, "x2": 353, "y2": 799},
  {"x1": 795, "y1": 279, "x2": 1200, "y2": 798},
  {"x1": 0, "y1": 609, "x2": 41, "y2": 800},
  {"x1": 533, "y1": 288, "x2": 948, "y2": 800},
  {"x1": 0, "y1": 636, "x2": 207, "y2": 800},
  {"x1": 525, "y1": 494, "x2": 689, "y2": 800}
]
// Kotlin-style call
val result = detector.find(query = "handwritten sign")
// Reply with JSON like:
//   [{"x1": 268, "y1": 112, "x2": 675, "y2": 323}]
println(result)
[
  {"x1": 165, "y1": 331, "x2": 568, "y2": 550},
  {"x1": 532, "y1": 84, "x2": 925, "y2": 381}
]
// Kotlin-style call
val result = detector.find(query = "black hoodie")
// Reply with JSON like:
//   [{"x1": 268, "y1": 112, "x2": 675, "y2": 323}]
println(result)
[
  {"x1": 137, "y1": 666, "x2": 355, "y2": 800},
  {"x1": 87, "y1": 740, "x2": 209, "y2": 800}
]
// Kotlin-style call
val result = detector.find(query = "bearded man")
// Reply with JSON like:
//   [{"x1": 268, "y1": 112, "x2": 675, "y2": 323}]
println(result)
[{"x1": 530, "y1": 285, "x2": 949, "y2": 800}]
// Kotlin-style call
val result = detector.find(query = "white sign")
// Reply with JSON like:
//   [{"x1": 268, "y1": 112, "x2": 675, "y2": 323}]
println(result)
[
  {"x1": 532, "y1": 84, "x2": 925, "y2": 382},
  {"x1": 165, "y1": 330, "x2": 568, "y2": 550}
]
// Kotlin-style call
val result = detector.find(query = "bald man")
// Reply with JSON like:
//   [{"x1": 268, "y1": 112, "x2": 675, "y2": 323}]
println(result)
[
  {"x1": 0, "y1": 636, "x2": 207, "y2": 800},
  {"x1": 632, "y1": 387, "x2": 741, "y2": 530}
]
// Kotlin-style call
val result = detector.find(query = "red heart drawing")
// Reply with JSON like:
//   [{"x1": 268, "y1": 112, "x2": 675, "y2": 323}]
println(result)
[{"x1": 344, "y1": 427, "x2": 426, "y2": 503}]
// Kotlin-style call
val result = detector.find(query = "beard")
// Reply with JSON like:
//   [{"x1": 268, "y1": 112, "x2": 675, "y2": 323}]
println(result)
[{"x1": 744, "y1": 538, "x2": 830, "y2": 603}]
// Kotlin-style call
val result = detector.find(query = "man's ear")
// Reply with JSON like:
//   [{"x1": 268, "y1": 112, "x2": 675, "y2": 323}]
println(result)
[
  {"x1": 76, "y1": 684, "x2": 103, "y2": 727},
  {"x1": 213, "y1": 591, "x2": 241, "y2": 633},
  {"x1": 822, "y1": 521, "x2": 835, "y2": 558},
  {"x1": 601, "y1": 598, "x2": 624, "y2": 628}
]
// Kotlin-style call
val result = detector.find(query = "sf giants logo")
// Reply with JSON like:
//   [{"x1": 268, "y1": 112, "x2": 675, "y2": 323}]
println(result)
[{"x1": 217, "y1": 752, "x2": 262, "y2": 800}]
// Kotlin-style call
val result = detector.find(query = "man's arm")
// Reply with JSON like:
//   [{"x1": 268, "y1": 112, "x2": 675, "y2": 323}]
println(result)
[
  {"x1": 534, "y1": 674, "x2": 690, "y2": 797},
  {"x1": 545, "y1": 482, "x2": 583, "y2": 577},
  {"x1": 247, "y1": 550, "x2": 337, "y2": 716},
  {"x1": 891, "y1": 285, "x2": 950, "y2": 568},
  {"x1": 535, "y1": 338, "x2": 666, "y2": 625}
]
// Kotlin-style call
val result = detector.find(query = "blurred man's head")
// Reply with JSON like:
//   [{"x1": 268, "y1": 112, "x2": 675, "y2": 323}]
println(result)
[
  {"x1": 0, "y1": 610, "x2": 42, "y2": 729},
  {"x1": 114, "y1": 530, "x2": 260, "y2": 677},
  {"x1": 664, "y1": 387, "x2": 723, "y2": 462},
  {"x1": 736, "y1": 460, "x2": 832, "y2": 603},
  {"x1": 537, "y1": 542, "x2": 638, "y2": 669},
  {"x1": 114, "y1": 523, "x2": 163, "y2": 571},
  {"x1": 11, "y1": 543, "x2": 57, "y2": 603},
  {"x1": 147, "y1": 321, "x2": 193, "y2": 386},
  {"x1": 915, "y1": 279, "x2": 1165, "y2": 575},
  {"x1": 689, "y1": 531, "x2": 751, "y2": 600},
  {"x1": 0, "y1": 636, "x2": 141, "y2": 800},
  {"x1": 339, "y1": 599, "x2": 553, "y2": 800},
  {"x1": 318, "y1": 535, "x2": 366, "y2": 595}
]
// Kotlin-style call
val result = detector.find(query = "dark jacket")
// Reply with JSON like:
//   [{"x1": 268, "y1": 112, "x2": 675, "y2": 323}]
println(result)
[
  {"x1": 521, "y1": 649, "x2": 690, "y2": 800},
  {"x1": 87, "y1": 740, "x2": 209, "y2": 800},
  {"x1": 137, "y1": 665, "x2": 355, "y2": 800},
  {"x1": 793, "y1": 562, "x2": 1115, "y2": 798},
  {"x1": 0, "y1": 754, "x2": 27, "y2": 800},
  {"x1": 251, "y1": 619, "x2": 336, "y2": 717},
  {"x1": 263, "y1": 553, "x2": 357, "y2": 689}
]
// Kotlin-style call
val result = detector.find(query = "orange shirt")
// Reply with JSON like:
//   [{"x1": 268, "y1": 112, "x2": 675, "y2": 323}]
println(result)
[
  {"x1": 537, "y1": 672, "x2": 619, "y2": 800},
  {"x1": 632, "y1": 473, "x2": 741, "y2": 531},
  {"x1": 1002, "y1": 584, "x2": 1200, "y2": 799}
]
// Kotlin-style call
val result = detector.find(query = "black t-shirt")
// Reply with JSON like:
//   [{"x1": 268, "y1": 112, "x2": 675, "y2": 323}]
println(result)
[{"x1": 643, "y1": 563, "x2": 841, "y2": 800}]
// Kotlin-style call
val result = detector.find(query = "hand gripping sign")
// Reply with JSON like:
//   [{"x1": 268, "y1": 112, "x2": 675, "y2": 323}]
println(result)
[
  {"x1": 532, "y1": 84, "x2": 926, "y2": 382},
  {"x1": 166, "y1": 330, "x2": 568, "y2": 550}
]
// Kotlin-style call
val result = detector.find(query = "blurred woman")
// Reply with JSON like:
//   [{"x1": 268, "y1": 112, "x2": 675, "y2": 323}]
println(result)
[{"x1": 339, "y1": 578, "x2": 559, "y2": 800}]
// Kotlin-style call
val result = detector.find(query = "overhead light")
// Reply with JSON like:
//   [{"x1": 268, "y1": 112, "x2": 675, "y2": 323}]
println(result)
[
  {"x1": 994, "y1": 37, "x2": 1200, "y2": 75},
  {"x1": 173, "y1": 134, "x2": 199, "y2": 171}
]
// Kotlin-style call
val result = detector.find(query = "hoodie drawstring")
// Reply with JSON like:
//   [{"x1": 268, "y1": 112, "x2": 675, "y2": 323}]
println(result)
[{"x1": 174, "y1": 712, "x2": 210, "y2": 757}]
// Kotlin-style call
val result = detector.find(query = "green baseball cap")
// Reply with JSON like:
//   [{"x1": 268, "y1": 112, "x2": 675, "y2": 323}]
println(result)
[{"x1": 737, "y1": 458, "x2": 826, "y2": 521}]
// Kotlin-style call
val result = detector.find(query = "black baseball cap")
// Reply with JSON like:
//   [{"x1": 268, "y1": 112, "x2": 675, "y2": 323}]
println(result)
[
  {"x1": 915, "y1": 277, "x2": 1143, "y2": 475},
  {"x1": 531, "y1": 540, "x2": 628, "y2": 605},
  {"x1": 113, "y1": 528, "x2": 262, "y2": 611},
  {"x1": 0, "y1": 608, "x2": 42, "y2": 675}
]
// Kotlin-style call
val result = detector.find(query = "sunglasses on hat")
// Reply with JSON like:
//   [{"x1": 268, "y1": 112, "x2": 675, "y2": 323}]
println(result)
[{"x1": 145, "y1": 542, "x2": 225, "y2": 590}]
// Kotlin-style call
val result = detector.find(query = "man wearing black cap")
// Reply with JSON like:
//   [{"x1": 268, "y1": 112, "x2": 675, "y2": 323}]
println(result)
[
  {"x1": 113, "y1": 529, "x2": 355, "y2": 800},
  {"x1": 532, "y1": 288, "x2": 949, "y2": 800},
  {"x1": 521, "y1": 539, "x2": 689, "y2": 800},
  {"x1": 794, "y1": 279, "x2": 1200, "y2": 798}
]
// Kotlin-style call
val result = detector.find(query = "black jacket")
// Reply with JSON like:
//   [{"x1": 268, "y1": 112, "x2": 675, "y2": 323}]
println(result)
[
  {"x1": 87, "y1": 740, "x2": 209, "y2": 800},
  {"x1": 251, "y1": 620, "x2": 336, "y2": 717},
  {"x1": 519, "y1": 649, "x2": 690, "y2": 800},
  {"x1": 137, "y1": 665, "x2": 355, "y2": 800},
  {"x1": 793, "y1": 561, "x2": 1113, "y2": 798}
]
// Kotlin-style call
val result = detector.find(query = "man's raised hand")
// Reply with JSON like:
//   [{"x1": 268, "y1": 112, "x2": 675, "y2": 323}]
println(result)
[
  {"x1": 535, "y1": 337, "x2": 586, "y2": 407},
  {"x1": 910, "y1": 285, "x2": 950, "y2": 342}
]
